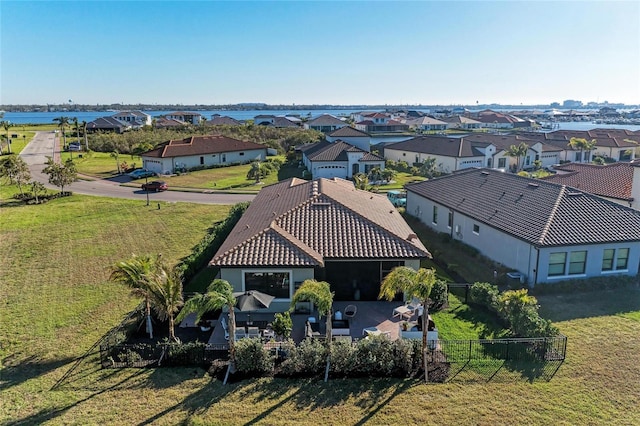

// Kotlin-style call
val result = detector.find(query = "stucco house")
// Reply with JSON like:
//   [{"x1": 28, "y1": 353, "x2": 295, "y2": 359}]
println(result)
[
  {"x1": 141, "y1": 135, "x2": 267, "y2": 174},
  {"x1": 86, "y1": 117, "x2": 128, "y2": 133},
  {"x1": 326, "y1": 126, "x2": 372, "y2": 152},
  {"x1": 299, "y1": 140, "x2": 385, "y2": 179},
  {"x1": 405, "y1": 116, "x2": 448, "y2": 132},
  {"x1": 543, "y1": 161, "x2": 640, "y2": 210},
  {"x1": 441, "y1": 115, "x2": 482, "y2": 130},
  {"x1": 163, "y1": 111, "x2": 203, "y2": 125},
  {"x1": 406, "y1": 168, "x2": 640, "y2": 286},
  {"x1": 111, "y1": 110, "x2": 151, "y2": 128},
  {"x1": 210, "y1": 177, "x2": 431, "y2": 310},
  {"x1": 463, "y1": 133, "x2": 562, "y2": 170},
  {"x1": 304, "y1": 114, "x2": 348, "y2": 133}
]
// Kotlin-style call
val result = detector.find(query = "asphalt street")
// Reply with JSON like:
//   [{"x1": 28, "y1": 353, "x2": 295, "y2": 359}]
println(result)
[{"x1": 21, "y1": 131, "x2": 255, "y2": 205}]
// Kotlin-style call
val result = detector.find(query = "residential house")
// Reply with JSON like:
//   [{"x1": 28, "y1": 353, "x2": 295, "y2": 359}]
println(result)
[
  {"x1": 355, "y1": 113, "x2": 409, "y2": 133},
  {"x1": 542, "y1": 161, "x2": 640, "y2": 210},
  {"x1": 209, "y1": 177, "x2": 431, "y2": 309},
  {"x1": 405, "y1": 116, "x2": 448, "y2": 132},
  {"x1": 304, "y1": 114, "x2": 348, "y2": 133},
  {"x1": 153, "y1": 117, "x2": 189, "y2": 129},
  {"x1": 140, "y1": 135, "x2": 267, "y2": 174},
  {"x1": 210, "y1": 115, "x2": 242, "y2": 126},
  {"x1": 299, "y1": 140, "x2": 385, "y2": 179},
  {"x1": 111, "y1": 110, "x2": 151, "y2": 128},
  {"x1": 86, "y1": 117, "x2": 127, "y2": 133},
  {"x1": 326, "y1": 126, "x2": 372, "y2": 152},
  {"x1": 463, "y1": 133, "x2": 562, "y2": 170},
  {"x1": 441, "y1": 115, "x2": 482, "y2": 130},
  {"x1": 406, "y1": 168, "x2": 640, "y2": 286},
  {"x1": 472, "y1": 110, "x2": 529, "y2": 129},
  {"x1": 254, "y1": 115, "x2": 300, "y2": 128},
  {"x1": 163, "y1": 111, "x2": 203, "y2": 125}
]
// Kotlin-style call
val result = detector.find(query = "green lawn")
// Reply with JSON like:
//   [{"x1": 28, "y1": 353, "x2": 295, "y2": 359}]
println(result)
[
  {"x1": 63, "y1": 151, "x2": 143, "y2": 177},
  {"x1": 431, "y1": 294, "x2": 510, "y2": 340},
  {"x1": 1, "y1": 186, "x2": 639, "y2": 425}
]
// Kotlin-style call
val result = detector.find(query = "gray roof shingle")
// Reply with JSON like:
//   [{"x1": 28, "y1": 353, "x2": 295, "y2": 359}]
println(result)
[{"x1": 406, "y1": 168, "x2": 640, "y2": 247}]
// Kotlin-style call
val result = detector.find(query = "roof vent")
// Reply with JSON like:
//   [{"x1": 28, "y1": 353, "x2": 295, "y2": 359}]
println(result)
[
  {"x1": 567, "y1": 191, "x2": 583, "y2": 197},
  {"x1": 407, "y1": 233, "x2": 417, "y2": 241},
  {"x1": 481, "y1": 171, "x2": 489, "y2": 175},
  {"x1": 528, "y1": 183, "x2": 539, "y2": 188}
]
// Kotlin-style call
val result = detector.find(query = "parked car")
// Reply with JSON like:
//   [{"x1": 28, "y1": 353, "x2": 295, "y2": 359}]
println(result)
[
  {"x1": 141, "y1": 181, "x2": 168, "y2": 192},
  {"x1": 386, "y1": 190, "x2": 407, "y2": 207},
  {"x1": 127, "y1": 169, "x2": 156, "y2": 179},
  {"x1": 68, "y1": 142, "x2": 82, "y2": 151}
]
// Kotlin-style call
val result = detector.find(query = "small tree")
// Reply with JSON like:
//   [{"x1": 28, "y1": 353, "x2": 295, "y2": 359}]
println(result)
[
  {"x1": 379, "y1": 266, "x2": 436, "y2": 382},
  {"x1": 506, "y1": 142, "x2": 529, "y2": 171},
  {"x1": 42, "y1": 157, "x2": 77, "y2": 195},
  {"x1": 110, "y1": 151, "x2": 121, "y2": 174},
  {"x1": 148, "y1": 264, "x2": 184, "y2": 342},
  {"x1": 247, "y1": 161, "x2": 263, "y2": 183},
  {"x1": 352, "y1": 172, "x2": 368, "y2": 190},
  {"x1": 1, "y1": 120, "x2": 12, "y2": 154},
  {"x1": 0, "y1": 155, "x2": 31, "y2": 196},
  {"x1": 30, "y1": 180, "x2": 46, "y2": 204},
  {"x1": 569, "y1": 137, "x2": 597, "y2": 163}
]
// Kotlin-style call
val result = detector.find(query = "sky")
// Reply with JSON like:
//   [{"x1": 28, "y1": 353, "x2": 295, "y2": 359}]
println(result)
[{"x1": 1, "y1": 1, "x2": 639, "y2": 106}]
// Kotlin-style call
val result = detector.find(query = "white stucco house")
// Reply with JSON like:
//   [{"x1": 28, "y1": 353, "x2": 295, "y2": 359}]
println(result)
[
  {"x1": 326, "y1": 126, "x2": 372, "y2": 152},
  {"x1": 304, "y1": 114, "x2": 348, "y2": 133},
  {"x1": 406, "y1": 168, "x2": 640, "y2": 286},
  {"x1": 209, "y1": 177, "x2": 430, "y2": 310},
  {"x1": 141, "y1": 135, "x2": 267, "y2": 174},
  {"x1": 299, "y1": 140, "x2": 385, "y2": 179},
  {"x1": 163, "y1": 111, "x2": 203, "y2": 125},
  {"x1": 111, "y1": 110, "x2": 152, "y2": 128}
]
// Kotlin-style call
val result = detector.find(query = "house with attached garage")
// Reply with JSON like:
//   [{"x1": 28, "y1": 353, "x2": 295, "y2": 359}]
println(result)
[
  {"x1": 111, "y1": 110, "x2": 152, "y2": 128},
  {"x1": 299, "y1": 140, "x2": 385, "y2": 179},
  {"x1": 140, "y1": 135, "x2": 267, "y2": 175},
  {"x1": 405, "y1": 168, "x2": 640, "y2": 286},
  {"x1": 326, "y1": 126, "x2": 372, "y2": 152},
  {"x1": 304, "y1": 114, "x2": 348, "y2": 133},
  {"x1": 209, "y1": 177, "x2": 431, "y2": 311}
]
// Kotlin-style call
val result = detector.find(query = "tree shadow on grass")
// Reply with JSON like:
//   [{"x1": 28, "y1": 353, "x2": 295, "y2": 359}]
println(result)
[
  {"x1": 449, "y1": 303, "x2": 509, "y2": 339},
  {"x1": 0, "y1": 354, "x2": 75, "y2": 391},
  {"x1": 537, "y1": 287, "x2": 640, "y2": 322}
]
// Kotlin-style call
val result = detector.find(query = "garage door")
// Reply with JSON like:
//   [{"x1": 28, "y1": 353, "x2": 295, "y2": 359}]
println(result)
[{"x1": 316, "y1": 165, "x2": 347, "y2": 179}]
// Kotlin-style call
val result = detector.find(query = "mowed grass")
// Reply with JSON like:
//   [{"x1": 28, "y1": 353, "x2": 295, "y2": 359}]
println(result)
[{"x1": 1, "y1": 189, "x2": 640, "y2": 424}]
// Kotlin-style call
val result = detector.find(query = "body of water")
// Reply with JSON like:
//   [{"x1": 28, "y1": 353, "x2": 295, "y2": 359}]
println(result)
[{"x1": 3, "y1": 110, "x2": 640, "y2": 132}]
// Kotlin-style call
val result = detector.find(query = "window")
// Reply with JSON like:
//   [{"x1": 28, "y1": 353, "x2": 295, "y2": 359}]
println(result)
[
  {"x1": 548, "y1": 252, "x2": 567, "y2": 276},
  {"x1": 498, "y1": 158, "x2": 506, "y2": 168},
  {"x1": 239, "y1": 152, "x2": 245, "y2": 156},
  {"x1": 615, "y1": 248, "x2": 630, "y2": 270},
  {"x1": 473, "y1": 224, "x2": 480, "y2": 234},
  {"x1": 199, "y1": 156, "x2": 204, "y2": 165},
  {"x1": 602, "y1": 249, "x2": 614, "y2": 271},
  {"x1": 244, "y1": 271, "x2": 290, "y2": 299},
  {"x1": 222, "y1": 154, "x2": 226, "y2": 162},
  {"x1": 568, "y1": 251, "x2": 587, "y2": 275},
  {"x1": 432, "y1": 206, "x2": 438, "y2": 224},
  {"x1": 448, "y1": 211, "x2": 453, "y2": 228}
]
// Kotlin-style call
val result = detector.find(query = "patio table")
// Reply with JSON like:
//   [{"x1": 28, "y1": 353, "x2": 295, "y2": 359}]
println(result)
[{"x1": 363, "y1": 326, "x2": 389, "y2": 337}]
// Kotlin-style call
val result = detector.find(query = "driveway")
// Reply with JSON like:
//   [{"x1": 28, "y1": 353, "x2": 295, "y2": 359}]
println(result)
[{"x1": 21, "y1": 131, "x2": 255, "y2": 205}]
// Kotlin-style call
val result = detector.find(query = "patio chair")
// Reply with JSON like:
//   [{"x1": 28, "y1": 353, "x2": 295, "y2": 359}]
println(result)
[
  {"x1": 247, "y1": 327, "x2": 260, "y2": 339},
  {"x1": 344, "y1": 304, "x2": 357, "y2": 319},
  {"x1": 235, "y1": 328, "x2": 246, "y2": 340}
]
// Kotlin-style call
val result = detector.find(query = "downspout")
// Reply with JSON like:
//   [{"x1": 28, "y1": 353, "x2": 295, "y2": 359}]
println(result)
[{"x1": 533, "y1": 245, "x2": 540, "y2": 287}]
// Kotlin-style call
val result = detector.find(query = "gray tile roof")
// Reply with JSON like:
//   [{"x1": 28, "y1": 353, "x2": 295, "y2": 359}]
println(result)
[
  {"x1": 385, "y1": 136, "x2": 488, "y2": 158},
  {"x1": 209, "y1": 115, "x2": 241, "y2": 125},
  {"x1": 304, "y1": 140, "x2": 370, "y2": 162},
  {"x1": 328, "y1": 126, "x2": 370, "y2": 138},
  {"x1": 142, "y1": 135, "x2": 265, "y2": 158},
  {"x1": 211, "y1": 178, "x2": 430, "y2": 267},
  {"x1": 86, "y1": 117, "x2": 126, "y2": 130},
  {"x1": 406, "y1": 168, "x2": 640, "y2": 247},
  {"x1": 307, "y1": 114, "x2": 346, "y2": 126}
]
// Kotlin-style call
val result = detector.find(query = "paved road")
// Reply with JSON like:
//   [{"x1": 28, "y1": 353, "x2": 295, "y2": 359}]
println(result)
[{"x1": 22, "y1": 131, "x2": 255, "y2": 205}]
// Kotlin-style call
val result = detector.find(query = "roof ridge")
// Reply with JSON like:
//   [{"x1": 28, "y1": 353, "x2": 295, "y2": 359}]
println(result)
[
  {"x1": 537, "y1": 185, "x2": 566, "y2": 245},
  {"x1": 270, "y1": 222, "x2": 324, "y2": 266}
]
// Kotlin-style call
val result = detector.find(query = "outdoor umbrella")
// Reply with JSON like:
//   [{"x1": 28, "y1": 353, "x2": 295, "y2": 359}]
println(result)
[{"x1": 233, "y1": 290, "x2": 275, "y2": 312}]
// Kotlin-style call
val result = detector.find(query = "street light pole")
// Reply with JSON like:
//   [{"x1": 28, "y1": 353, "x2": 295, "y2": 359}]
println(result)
[{"x1": 145, "y1": 176, "x2": 150, "y2": 206}]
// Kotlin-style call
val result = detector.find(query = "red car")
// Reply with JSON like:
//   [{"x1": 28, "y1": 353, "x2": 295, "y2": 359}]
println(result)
[{"x1": 141, "y1": 181, "x2": 168, "y2": 192}]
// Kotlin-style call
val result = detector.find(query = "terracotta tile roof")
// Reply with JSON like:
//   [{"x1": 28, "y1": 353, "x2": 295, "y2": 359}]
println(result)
[
  {"x1": 142, "y1": 135, "x2": 265, "y2": 158},
  {"x1": 441, "y1": 115, "x2": 482, "y2": 124},
  {"x1": 307, "y1": 114, "x2": 346, "y2": 126},
  {"x1": 521, "y1": 129, "x2": 640, "y2": 149},
  {"x1": 328, "y1": 126, "x2": 370, "y2": 138},
  {"x1": 211, "y1": 178, "x2": 430, "y2": 267},
  {"x1": 385, "y1": 136, "x2": 488, "y2": 158},
  {"x1": 542, "y1": 162, "x2": 634, "y2": 201},
  {"x1": 406, "y1": 168, "x2": 640, "y2": 247}
]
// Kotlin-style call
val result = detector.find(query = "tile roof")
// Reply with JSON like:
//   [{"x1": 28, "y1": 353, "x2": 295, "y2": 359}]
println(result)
[
  {"x1": 441, "y1": 115, "x2": 482, "y2": 124},
  {"x1": 406, "y1": 168, "x2": 640, "y2": 247},
  {"x1": 209, "y1": 115, "x2": 241, "y2": 125},
  {"x1": 385, "y1": 136, "x2": 489, "y2": 158},
  {"x1": 303, "y1": 140, "x2": 369, "y2": 162},
  {"x1": 307, "y1": 114, "x2": 346, "y2": 126},
  {"x1": 328, "y1": 126, "x2": 370, "y2": 138},
  {"x1": 542, "y1": 162, "x2": 634, "y2": 201},
  {"x1": 520, "y1": 129, "x2": 640, "y2": 149},
  {"x1": 142, "y1": 135, "x2": 266, "y2": 158},
  {"x1": 86, "y1": 117, "x2": 126, "y2": 130},
  {"x1": 407, "y1": 116, "x2": 448, "y2": 126},
  {"x1": 211, "y1": 178, "x2": 430, "y2": 267}
]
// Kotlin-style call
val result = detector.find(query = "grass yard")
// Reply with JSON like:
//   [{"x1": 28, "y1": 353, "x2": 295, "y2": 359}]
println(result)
[
  {"x1": 60, "y1": 151, "x2": 143, "y2": 178},
  {"x1": 1, "y1": 188, "x2": 639, "y2": 425}
]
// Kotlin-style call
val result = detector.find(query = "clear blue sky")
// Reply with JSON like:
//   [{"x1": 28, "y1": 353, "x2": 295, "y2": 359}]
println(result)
[{"x1": 2, "y1": 1, "x2": 639, "y2": 106}]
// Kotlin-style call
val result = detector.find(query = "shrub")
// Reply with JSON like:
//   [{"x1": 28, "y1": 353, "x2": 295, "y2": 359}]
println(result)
[
  {"x1": 353, "y1": 335, "x2": 396, "y2": 376},
  {"x1": 277, "y1": 338, "x2": 326, "y2": 377},
  {"x1": 165, "y1": 341, "x2": 207, "y2": 366},
  {"x1": 234, "y1": 339, "x2": 274, "y2": 374},
  {"x1": 329, "y1": 340, "x2": 357, "y2": 376},
  {"x1": 469, "y1": 282, "x2": 500, "y2": 311},
  {"x1": 272, "y1": 311, "x2": 292, "y2": 339},
  {"x1": 496, "y1": 289, "x2": 558, "y2": 337},
  {"x1": 428, "y1": 280, "x2": 448, "y2": 312}
]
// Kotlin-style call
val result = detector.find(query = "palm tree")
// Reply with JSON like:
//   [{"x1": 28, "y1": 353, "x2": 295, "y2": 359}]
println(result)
[
  {"x1": 81, "y1": 120, "x2": 88, "y2": 151},
  {"x1": 1, "y1": 120, "x2": 12, "y2": 154},
  {"x1": 147, "y1": 265, "x2": 184, "y2": 342},
  {"x1": 72, "y1": 117, "x2": 81, "y2": 146},
  {"x1": 505, "y1": 142, "x2": 529, "y2": 172},
  {"x1": 177, "y1": 279, "x2": 238, "y2": 362},
  {"x1": 379, "y1": 266, "x2": 436, "y2": 382},
  {"x1": 110, "y1": 151, "x2": 121, "y2": 174},
  {"x1": 110, "y1": 254, "x2": 163, "y2": 338},
  {"x1": 291, "y1": 279, "x2": 334, "y2": 381},
  {"x1": 352, "y1": 172, "x2": 368, "y2": 190},
  {"x1": 569, "y1": 137, "x2": 597, "y2": 163},
  {"x1": 53, "y1": 116, "x2": 70, "y2": 148}
]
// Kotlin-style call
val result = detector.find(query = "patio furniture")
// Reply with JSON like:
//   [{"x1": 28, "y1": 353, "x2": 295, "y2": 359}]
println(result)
[
  {"x1": 362, "y1": 326, "x2": 390, "y2": 337},
  {"x1": 247, "y1": 326, "x2": 260, "y2": 339},
  {"x1": 262, "y1": 328, "x2": 275, "y2": 339},
  {"x1": 235, "y1": 328, "x2": 246, "y2": 340},
  {"x1": 344, "y1": 305, "x2": 357, "y2": 319},
  {"x1": 392, "y1": 305, "x2": 413, "y2": 320},
  {"x1": 331, "y1": 319, "x2": 350, "y2": 336}
]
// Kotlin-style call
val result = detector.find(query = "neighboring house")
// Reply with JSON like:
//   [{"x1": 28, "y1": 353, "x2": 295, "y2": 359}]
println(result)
[
  {"x1": 543, "y1": 161, "x2": 640, "y2": 210},
  {"x1": 441, "y1": 115, "x2": 482, "y2": 130},
  {"x1": 326, "y1": 126, "x2": 372, "y2": 152},
  {"x1": 304, "y1": 114, "x2": 348, "y2": 133},
  {"x1": 153, "y1": 117, "x2": 188, "y2": 129},
  {"x1": 463, "y1": 133, "x2": 562, "y2": 170},
  {"x1": 254, "y1": 115, "x2": 276, "y2": 126},
  {"x1": 254, "y1": 115, "x2": 299, "y2": 128},
  {"x1": 520, "y1": 129, "x2": 639, "y2": 162},
  {"x1": 472, "y1": 110, "x2": 529, "y2": 129},
  {"x1": 299, "y1": 140, "x2": 385, "y2": 179},
  {"x1": 406, "y1": 168, "x2": 640, "y2": 286},
  {"x1": 384, "y1": 136, "x2": 494, "y2": 173},
  {"x1": 111, "y1": 110, "x2": 151, "y2": 128},
  {"x1": 86, "y1": 117, "x2": 128, "y2": 133},
  {"x1": 356, "y1": 119, "x2": 409, "y2": 133},
  {"x1": 163, "y1": 111, "x2": 203, "y2": 125},
  {"x1": 210, "y1": 177, "x2": 431, "y2": 309},
  {"x1": 210, "y1": 115, "x2": 242, "y2": 126},
  {"x1": 140, "y1": 135, "x2": 267, "y2": 174},
  {"x1": 405, "y1": 116, "x2": 448, "y2": 132}
]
